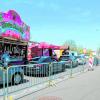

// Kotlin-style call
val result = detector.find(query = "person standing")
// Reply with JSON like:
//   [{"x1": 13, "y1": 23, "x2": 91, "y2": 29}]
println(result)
[
  {"x1": 1, "y1": 51, "x2": 10, "y2": 68},
  {"x1": 93, "y1": 56, "x2": 98, "y2": 66}
]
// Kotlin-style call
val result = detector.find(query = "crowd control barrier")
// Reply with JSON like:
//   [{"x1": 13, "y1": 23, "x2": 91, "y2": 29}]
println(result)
[{"x1": 0, "y1": 61, "x2": 88, "y2": 100}]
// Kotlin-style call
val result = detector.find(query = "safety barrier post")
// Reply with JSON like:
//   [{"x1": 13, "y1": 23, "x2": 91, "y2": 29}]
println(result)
[
  {"x1": 70, "y1": 61, "x2": 73, "y2": 78},
  {"x1": 82, "y1": 62, "x2": 85, "y2": 72},
  {"x1": 48, "y1": 63, "x2": 56, "y2": 87},
  {"x1": 6, "y1": 68, "x2": 10, "y2": 100},
  {"x1": 48, "y1": 63, "x2": 52, "y2": 86},
  {"x1": 3, "y1": 68, "x2": 7, "y2": 100}
]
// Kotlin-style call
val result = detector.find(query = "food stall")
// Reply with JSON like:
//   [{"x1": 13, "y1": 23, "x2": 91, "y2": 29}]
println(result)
[
  {"x1": 0, "y1": 10, "x2": 30, "y2": 64},
  {"x1": 28, "y1": 42, "x2": 68, "y2": 60}
]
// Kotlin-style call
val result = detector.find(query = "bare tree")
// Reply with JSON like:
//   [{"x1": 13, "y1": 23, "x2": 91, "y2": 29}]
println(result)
[
  {"x1": 63, "y1": 40, "x2": 77, "y2": 51},
  {"x1": 97, "y1": 48, "x2": 100, "y2": 56}
]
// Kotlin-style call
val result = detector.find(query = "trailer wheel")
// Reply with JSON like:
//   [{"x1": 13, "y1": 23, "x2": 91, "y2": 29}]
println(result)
[{"x1": 12, "y1": 73, "x2": 23, "y2": 85}]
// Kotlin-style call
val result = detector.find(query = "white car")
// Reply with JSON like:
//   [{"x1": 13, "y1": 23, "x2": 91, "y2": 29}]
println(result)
[{"x1": 76, "y1": 56, "x2": 86, "y2": 65}]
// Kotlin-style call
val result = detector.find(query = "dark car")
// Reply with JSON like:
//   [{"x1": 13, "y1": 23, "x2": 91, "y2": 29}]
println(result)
[
  {"x1": 29, "y1": 56, "x2": 57, "y2": 64},
  {"x1": 24, "y1": 56, "x2": 66, "y2": 76},
  {"x1": 7, "y1": 57, "x2": 26, "y2": 65},
  {"x1": 59, "y1": 55, "x2": 78, "y2": 68}
]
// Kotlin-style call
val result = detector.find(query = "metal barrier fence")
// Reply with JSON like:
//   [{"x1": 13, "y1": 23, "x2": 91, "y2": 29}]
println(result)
[{"x1": 0, "y1": 62, "x2": 88, "y2": 100}]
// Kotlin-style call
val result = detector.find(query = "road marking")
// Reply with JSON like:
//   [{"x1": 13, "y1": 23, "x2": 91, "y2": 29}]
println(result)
[
  {"x1": 48, "y1": 80, "x2": 57, "y2": 87},
  {"x1": 9, "y1": 96, "x2": 13, "y2": 100}
]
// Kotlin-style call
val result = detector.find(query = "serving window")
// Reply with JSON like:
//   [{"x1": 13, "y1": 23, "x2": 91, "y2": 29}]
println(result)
[{"x1": 0, "y1": 36, "x2": 28, "y2": 60}]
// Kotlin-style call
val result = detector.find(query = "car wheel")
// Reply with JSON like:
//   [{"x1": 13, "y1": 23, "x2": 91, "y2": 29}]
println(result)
[
  {"x1": 12, "y1": 73, "x2": 23, "y2": 85},
  {"x1": 62, "y1": 68, "x2": 65, "y2": 72}
]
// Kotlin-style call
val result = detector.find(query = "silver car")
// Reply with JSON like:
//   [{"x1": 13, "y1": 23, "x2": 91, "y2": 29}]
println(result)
[
  {"x1": 76, "y1": 56, "x2": 86, "y2": 65},
  {"x1": 59, "y1": 55, "x2": 78, "y2": 68}
]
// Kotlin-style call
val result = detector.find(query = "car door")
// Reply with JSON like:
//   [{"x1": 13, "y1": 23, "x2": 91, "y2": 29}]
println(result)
[
  {"x1": 51, "y1": 58, "x2": 62, "y2": 73},
  {"x1": 41, "y1": 57, "x2": 57, "y2": 73},
  {"x1": 40, "y1": 57, "x2": 52, "y2": 74},
  {"x1": 51, "y1": 62, "x2": 58, "y2": 73},
  {"x1": 72, "y1": 56, "x2": 77, "y2": 66},
  {"x1": 57, "y1": 62, "x2": 63, "y2": 72},
  {"x1": 70, "y1": 56, "x2": 76, "y2": 66}
]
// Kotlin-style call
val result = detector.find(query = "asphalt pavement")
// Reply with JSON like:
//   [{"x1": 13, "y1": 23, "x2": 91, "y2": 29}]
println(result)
[
  {"x1": 16, "y1": 66, "x2": 100, "y2": 100},
  {"x1": 0, "y1": 65, "x2": 85, "y2": 97}
]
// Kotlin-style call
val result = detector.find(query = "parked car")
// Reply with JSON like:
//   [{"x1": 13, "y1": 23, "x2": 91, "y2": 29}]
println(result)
[
  {"x1": 7, "y1": 56, "x2": 28, "y2": 65},
  {"x1": 59, "y1": 55, "x2": 78, "y2": 68},
  {"x1": 29, "y1": 56, "x2": 57, "y2": 64},
  {"x1": 0, "y1": 61, "x2": 24, "y2": 85},
  {"x1": 76, "y1": 55, "x2": 86, "y2": 65},
  {"x1": 24, "y1": 56, "x2": 66, "y2": 76}
]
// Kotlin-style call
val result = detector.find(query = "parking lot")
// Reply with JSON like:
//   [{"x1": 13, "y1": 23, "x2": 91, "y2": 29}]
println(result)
[{"x1": 0, "y1": 64, "x2": 87, "y2": 100}]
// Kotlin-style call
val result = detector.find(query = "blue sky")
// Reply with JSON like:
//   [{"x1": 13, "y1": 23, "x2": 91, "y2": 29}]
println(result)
[{"x1": 0, "y1": 0, "x2": 100, "y2": 50}]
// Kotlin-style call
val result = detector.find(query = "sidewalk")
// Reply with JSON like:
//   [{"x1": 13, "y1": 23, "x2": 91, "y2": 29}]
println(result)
[{"x1": 17, "y1": 66, "x2": 100, "y2": 100}]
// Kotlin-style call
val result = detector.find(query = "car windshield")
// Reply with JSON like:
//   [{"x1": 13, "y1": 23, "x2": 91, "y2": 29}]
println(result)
[
  {"x1": 76, "y1": 56, "x2": 84, "y2": 59},
  {"x1": 31, "y1": 57, "x2": 40, "y2": 61},
  {"x1": 60, "y1": 56, "x2": 70, "y2": 61},
  {"x1": 38, "y1": 56, "x2": 51, "y2": 63},
  {"x1": 76, "y1": 56, "x2": 81, "y2": 58},
  {"x1": 30, "y1": 56, "x2": 51, "y2": 63}
]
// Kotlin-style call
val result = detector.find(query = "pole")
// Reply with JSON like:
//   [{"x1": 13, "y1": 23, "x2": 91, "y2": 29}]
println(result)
[
  {"x1": 48, "y1": 63, "x2": 52, "y2": 86},
  {"x1": 3, "y1": 69, "x2": 7, "y2": 100},
  {"x1": 70, "y1": 61, "x2": 73, "y2": 78},
  {"x1": 82, "y1": 61, "x2": 84, "y2": 72}
]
